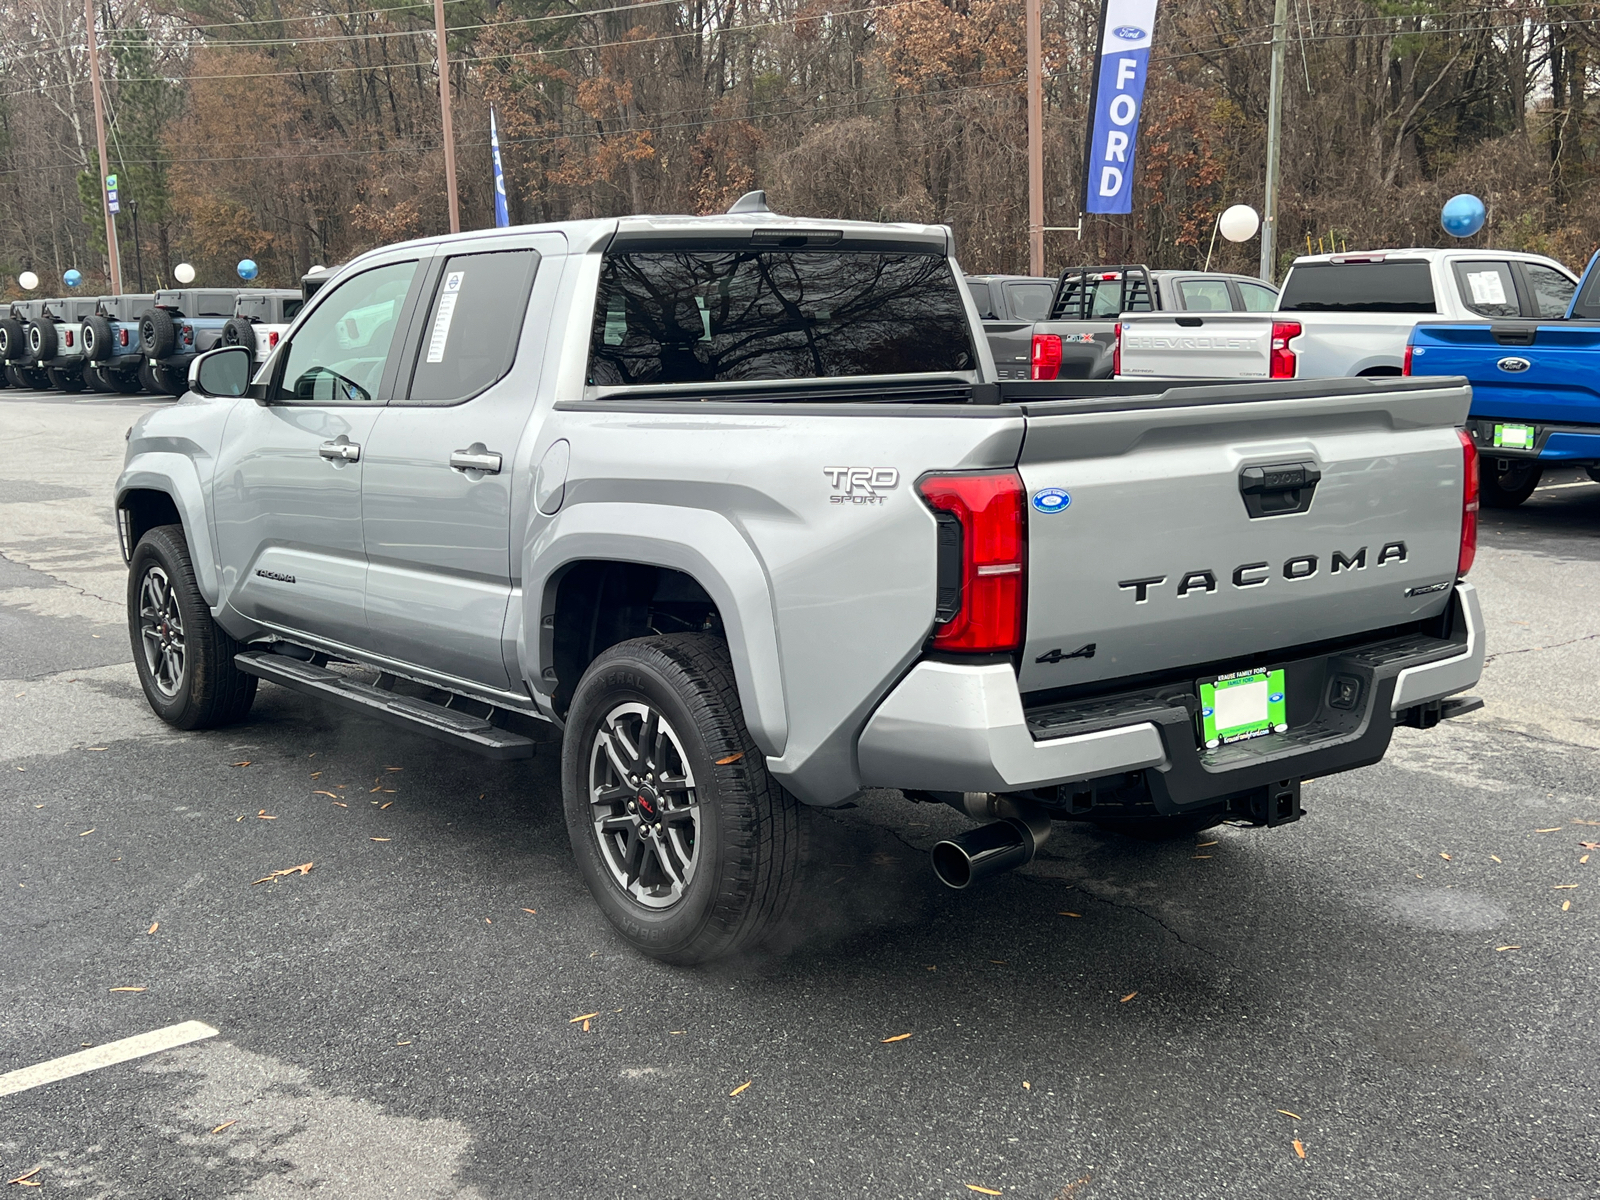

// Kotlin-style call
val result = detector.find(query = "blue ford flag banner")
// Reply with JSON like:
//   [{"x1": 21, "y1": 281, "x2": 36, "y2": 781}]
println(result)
[
  {"x1": 1083, "y1": 0, "x2": 1158, "y2": 215},
  {"x1": 490, "y1": 105, "x2": 510, "y2": 228}
]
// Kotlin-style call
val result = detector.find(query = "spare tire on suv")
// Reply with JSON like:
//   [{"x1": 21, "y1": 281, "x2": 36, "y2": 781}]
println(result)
[
  {"x1": 82, "y1": 314, "x2": 115, "y2": 362},
  {"x1": 221, "y1": 317, "x2": 257, "y2": 352},
  {"x1": 26, "y1": 317, "x2": 58, "y2": 362},
  {"x1": 0, "y1": 317, "x2": 26, "y2": 362},
  {"x1": 139, "y1": 307, "x2": 177, "y2": 358}
]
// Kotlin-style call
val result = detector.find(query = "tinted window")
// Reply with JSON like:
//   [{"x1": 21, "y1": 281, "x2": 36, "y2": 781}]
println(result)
[
  {"x1": 965, "y1": 279, "x2": 996, "y2": 320},
  {"x1": 1522, "y1": 263, "x2": 1575, "y2": 319},
  {"x1": 1238, "y1": 282, "x2": 1277, "y2": 311},
  {"x1": 403, "y1": 250, "x2": 539, "y2": 406},
  {"x1": 1177, "y1": 278, "x2": 1231, "y2": 311},
  {"x1": 589, "y1": 251, "x2": 975, "y2": 386},
  {"x1": 1004, "y1": 281, "x2": 1054, "y2": 320},
  {"x1": 275, "y1": 260, "x2": 416, "y2": 405},
  {"x1": 1453, "y1": 261, "x2": 1519, "y2": 318},
  {"x1": 196, "y1": 291, "x2": 236, "y2": 317},
  {"x1": 1278, "y1": 262, "x2": 1436, "y2": 312}
]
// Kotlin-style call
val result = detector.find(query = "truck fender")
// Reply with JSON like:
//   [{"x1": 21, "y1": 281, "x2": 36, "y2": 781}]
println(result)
[
  {"x1": 116, "y1": 455, "x2": 221, "y2": 605},
  {"x1": 525, "y1": 502, "x2": 789, "y2": 757}
]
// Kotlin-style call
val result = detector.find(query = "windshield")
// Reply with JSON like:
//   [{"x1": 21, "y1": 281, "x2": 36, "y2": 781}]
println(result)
[{"x1": 588, "y1": 250, "x2": 976, "y2": 386}]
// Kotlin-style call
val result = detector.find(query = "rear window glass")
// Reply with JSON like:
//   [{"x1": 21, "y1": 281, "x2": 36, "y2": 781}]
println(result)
[
  {"x1": 196, "y1": 292, "x2": 236, "y2": 317},
  {"x1": 1278, "y1": 261, "x2": 1436, "y2": 312},
  {"x1": 1004, "y1": 281, "x2": 1055, "y2": 320},
  {"x1": 1453, "y1": 261, "x2": 1519, "y2": 318},
  {"x1": 588, "y1": 251, "x2": 976, "y2": 386}
]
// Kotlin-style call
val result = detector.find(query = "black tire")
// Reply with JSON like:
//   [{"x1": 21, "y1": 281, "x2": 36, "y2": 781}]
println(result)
[
  {"x1": 45, "y1": 366, "x2": 84, "y2": 393},
  {"x1": 222, "y1": 317, "x2": 257, "y2": 351},
  {"x1": 1480, "y1": 460, "x2": 1542, "y2": 508},
  {"x1": 26, "y1": 318, "x2": 57, "y2": 361},
  {"x1": 82, "y1": 314, "x2": 114, "y2": 361},
  {"x1": 80, "y1": 363, "x2": 115, "y2": 394},
  {"x1": 0, "y1": 317, "x2": 24, "y2": 361},
  {"x1": 106, "y1": 366, "x2": 145, "y2": 394},
  {"x1": 139, "y1": 307, "x2": 177, "y2": 358},
  {"x1": 20, "y1": 366, "x2": 51, "y2": 390},
  {"x1": 562, "y1": 633, "x2": 805, "y2": 965},
  {"x1": 1092, "y1": 810, "x2": 1226, "y2": 840},
  {"x1": 127, "y1": 525, "x2": 257, "y2": 730},
  {"x1": 139, "y1": 360, "x2": 186, "y2": 397}
]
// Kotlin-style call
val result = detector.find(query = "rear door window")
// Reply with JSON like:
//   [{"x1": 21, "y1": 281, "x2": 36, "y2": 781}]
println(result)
[
  {"x1": 1176, "y1": 278, "x2": 1231, "y2": 311},
  {"x1": 1453, "y1": 261, "x2": 1520, "y2": 318},
  {"x1": 401, "y1": 249, "x2": 539, "y2": 405},
  {"x1": 1278, "y1": 261, "x2": 1436, "y2": 312},
  {"x1": 1237, "y1": 282, "x2": 1278, "y2": 311},
  {"x1": 965, "y1": 280, "x2": 996, "y2": 320},
  {"x1": 1003, "y1": 281, "x2": 1055, "y2": 321},
  {"x1": 1519, "y1": 263, "x2": 1576, "y2": 318},
  {"x1": 589, "y1": 250, "x2": 976, "y2": 385}
]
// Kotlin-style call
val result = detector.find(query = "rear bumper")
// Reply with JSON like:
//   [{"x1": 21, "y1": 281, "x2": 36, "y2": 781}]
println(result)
[
  {"x1": 1467, "y1": 417, "x2": 1600, "y2": 463},
  {"x1": 857, "y1": 582, "x2": 1483, "y2": 804}
]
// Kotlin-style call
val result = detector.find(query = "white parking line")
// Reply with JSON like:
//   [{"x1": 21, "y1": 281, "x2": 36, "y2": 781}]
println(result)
[
  {"x1": 1536, "y1": 480, "x2": 1598, "y2": 491},
  {"x1": 0, "y1": 1021, "x2": 217, "y2": 1099}
]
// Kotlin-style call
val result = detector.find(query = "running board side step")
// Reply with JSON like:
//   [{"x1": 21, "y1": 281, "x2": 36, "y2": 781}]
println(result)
[{"x1": 234, "y1": 651, "x2": 536, "y2": 760}]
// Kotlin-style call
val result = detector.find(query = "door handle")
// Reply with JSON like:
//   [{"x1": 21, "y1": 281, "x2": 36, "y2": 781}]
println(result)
[
  {"x1": 318, "y1": 440, "x2": 361, "y2": 462},
  {"x1": 450, "y1": 448, "x2": 502, "y2": 474}
]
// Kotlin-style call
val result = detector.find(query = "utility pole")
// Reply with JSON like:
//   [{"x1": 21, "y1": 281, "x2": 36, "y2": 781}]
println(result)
[
  {"x1": 1259, "y1": 0, "x2": 1288, "y2": 283},
  {"x1": 130, "y1": 199, "x2": 144, "y2": 292},
  {"x1": 1025, "y1": 0, "x2": 1044, "y2": 276},
  {"x1": 83, "y1": 0, "x2": 122, "y2": 294},
  {"x1": 433, "y1": 0, "x2": 460, "y2": 234}
]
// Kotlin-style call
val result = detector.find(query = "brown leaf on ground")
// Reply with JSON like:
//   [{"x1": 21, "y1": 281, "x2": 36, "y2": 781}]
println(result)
[
  {"x1": 146, "y1": 923, "x2": 158, "y2": 935},
  {"x1": 6, "y1": 1167, "x2": 43, "y2": 1185},
  {"x1": 370, "y1": 837, "x2": 391, "y2": 843},
  {"x1": 1196, "y1": 841, "x2": 1218, "y2": 848},
  {"x1": 965, "y1": 1186, "x2": 1001, "y2": 1196},
  {"x1": 522, "y1": 908, "x2": 536, "y2": 914},
  {"x1": 729, "y1": 1080, "x2": 751, "y2": 1096},
  {"x1": 313, "y1": 791, "x2": 338, "y2": 799},
  {"x1": 582, "y1": 1019, "x2": 591, "y2": 1032},
  {"x1": 881, "y1": 1033, "x2": 913, "y2": 1043},
  {"x1": 331, "y1": 802, "x2": 347, "y2": 808},
  {"x1": 108, "y1": 986, "x2": 146, "y2": 993},
  {"x1": 1277, "y1": 1109, "x2": 1301, "y2": 1119},
  {"x1": 1580, "y1": 842, "x2": 1600, "y2": 850},
  {"x1": 1120, "y1": 991, "x2": 1138, "y2": 1003},
  {"x1": 1059, "y1": 912, "x2": 1081, "y2": 918},
  {"x1": 1051, "y1": 1174, "x2": 1093, "y2": 1200},
  {"x1": 380, "y1": 802, "x2": 393, "y2": 809},
  {"x1": 211, "y1": 1120, "x2": 236, "y2": 1134},
  {"x1": 1495, "y1": 944, "x2": 1521, "y2": 951},
  {"x1": 1439, "y1": 852, "x2": 1452, "y2": 860},
  {"x1": 715, "y1": 752, "x2": 744, "y2": 765},
  {"x1": 1554, "y1": 884, "x2": 1579, "y2": 889},
  {"x1": 1491, "y1": 855, "x2": 1503, "y2": 863},
  {"x1": 385, "y1": 767, "x2": 402, "y2": 771},
  {"x1": 1292, "y1": 1139, "x2": 1306, "y2": 1159},
  {"x1": 1563, "y1": 900, "x2": 1572, "y2": 911},
  {"x1": 1536, "y1": 827, "x2": 1562, "y2": 833},
  {"x1": 251, "y1": 862, "x2": 313, "y2": 885},
  {"x1": 79, "y1": 828, "x2": 95, "y2": 836},
  {"x1": 569, "y1": 1012, "x2": 600, "y2": 1023},
  {"x1": 231, "y1": 761, "x2": 252, "y2": 768}
]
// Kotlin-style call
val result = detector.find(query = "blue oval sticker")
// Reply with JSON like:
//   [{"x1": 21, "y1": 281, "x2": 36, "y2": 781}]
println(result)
[
  {"x1": 1033, "y1": 488, "x2": 1071, "y2": 514},
  {"x1": 1112, "y1": 24, "x2": 1147, "y2": 39}
]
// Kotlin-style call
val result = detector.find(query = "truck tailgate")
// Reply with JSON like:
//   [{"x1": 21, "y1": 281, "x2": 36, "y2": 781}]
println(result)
[
  {"x1": 1117, "y1": 313, "x2": 1274, "y2": 379},
  {"x1": 1014, "y1": 379, "x2": 1471, "y2": 694},
  {"x1": 1411, "y1": 321, "x2": 1600, "y2": 425}
]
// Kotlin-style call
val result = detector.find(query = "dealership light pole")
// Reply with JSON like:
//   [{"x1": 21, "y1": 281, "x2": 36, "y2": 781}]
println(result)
[
  {"x1": 1259, "y1": 0, "x2": 1288, "y2": 282},
  {"x1": 1026, "y1": 0, "x2": 1044, "y2": 275},
  {"x1": 433, "y1": 0, "x2": 460, "y2": 234},
  {"x1": 84, "y1": 0, "x2": 122, "y2": 294}
]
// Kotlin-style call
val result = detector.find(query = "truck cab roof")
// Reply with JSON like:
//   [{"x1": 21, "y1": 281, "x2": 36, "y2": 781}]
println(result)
[{"x1": 95, "y1": 294, "x2": 156, "y2": 321}]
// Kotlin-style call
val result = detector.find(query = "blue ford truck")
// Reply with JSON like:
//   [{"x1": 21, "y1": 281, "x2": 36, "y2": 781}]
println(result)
[{"x1": 1407, "y1": 252, "x2": 1596, "y2": 506}]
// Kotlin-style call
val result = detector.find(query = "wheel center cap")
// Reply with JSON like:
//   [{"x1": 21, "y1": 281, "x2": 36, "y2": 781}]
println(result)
[{"x1": 635, "y1": 787, "x2": 658, "y2": 820}]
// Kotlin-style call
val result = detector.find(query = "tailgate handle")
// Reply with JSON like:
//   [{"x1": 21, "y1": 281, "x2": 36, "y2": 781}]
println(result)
[
  {"x1": 1491, "y1": 324, "x2": 1537, "y2": 346},
  {"x1": 1174, "y1": 317, "x2": 1204, "y2": 327},
  {"x1": 1239, "y1": 461, "x2": 1321, "y2": 518}
]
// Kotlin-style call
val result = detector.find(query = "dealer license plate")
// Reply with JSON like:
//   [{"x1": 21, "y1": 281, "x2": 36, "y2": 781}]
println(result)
[
  {"x1": 1493, "y1": 423, "x2": 1535, "y2": 450},
  {"x1": 1199, "y1": 667, "x2": 1288, "y2": 749}
]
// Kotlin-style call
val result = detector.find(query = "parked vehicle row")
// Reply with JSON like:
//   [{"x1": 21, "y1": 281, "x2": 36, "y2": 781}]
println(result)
[
  {"x1": 117, "y1": 197, "x2": 1485, "y2": 965},
  {"x1": 0, "y1": 287, "x2": 303, "y2": 397}
]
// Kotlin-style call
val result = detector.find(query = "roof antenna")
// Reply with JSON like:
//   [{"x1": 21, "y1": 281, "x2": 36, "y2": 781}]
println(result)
[{"x1": 726, "y1": 190, "x2": 771, "y2": 214}]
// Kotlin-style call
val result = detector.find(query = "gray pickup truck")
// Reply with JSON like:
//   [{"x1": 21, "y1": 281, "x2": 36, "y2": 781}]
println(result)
[{"x1": 116, "y1": 198, "x2": 1485, "y2": 963}]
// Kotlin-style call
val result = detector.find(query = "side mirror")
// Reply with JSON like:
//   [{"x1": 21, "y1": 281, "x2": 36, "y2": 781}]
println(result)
[{"x1": 190, "y1": 345, "x2": 253, "y2": 398}]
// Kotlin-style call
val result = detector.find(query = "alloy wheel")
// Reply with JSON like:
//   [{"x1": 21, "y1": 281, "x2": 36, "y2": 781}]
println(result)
[
  {"x1": 137, "y1": 565, "x2": 186, "y2": 698},
  {"x1": 588, "y1": 701, "x2": 700, "y2": 909}
]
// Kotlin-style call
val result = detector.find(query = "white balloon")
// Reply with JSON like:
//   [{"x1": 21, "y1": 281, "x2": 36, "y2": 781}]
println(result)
[
  {"x1": 17, "y1": 271, "x2": 38, "y2": 290},
  {"x1": 174, "y1": 262, "x2": 196, "y2": 284},
  {"x1": 308, "y1": 264, "x2": 326, "y2": 274},
  {"x1": 1218, "y1": 204, "x2": 1261, "y2": 243}
]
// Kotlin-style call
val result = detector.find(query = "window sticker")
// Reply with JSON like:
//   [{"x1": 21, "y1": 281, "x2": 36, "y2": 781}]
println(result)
[
  {"x1": 1466, "y1": 270, "x2": 1507, "y2": 307},
  {"x1": 425, "y1": 271, "x2": 465, "y2": 363},
  {"x1": 603, "y1": 295, "x2": 627, "y2": 346}
]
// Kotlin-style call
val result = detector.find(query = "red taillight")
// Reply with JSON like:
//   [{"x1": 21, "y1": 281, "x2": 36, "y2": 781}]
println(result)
[
  {"x1": 64, "y1": 329, "x2": 73, "y2": 347},
  {"x1": 119, "y1": 328, "x2": 129, "y2": 346},
  {"x1": 1031, "y1": 334, "x2": 1062, "y2": 381},
  {"x1": 183, "y1": 325, "x2": 194, "y2": 344},
  {"x1": 268, "y1": 331, "x2": 280, "y2": 349},
  {"x1": 1458, "y1": 429, "x2": 1478, "y2": 577},
  {"x1": 1402, "y1": 344, "x2": 1413, "y2": 376},
  {"x1": 1270, "y1": 321, "x2": 1301, "y2": 378},
  {"x1": 1113, "y1": 323, "x2": 1123, "y2": 376},
  {"x1": 917, "y1": 472, "x2": 1026, "y2": 653}
]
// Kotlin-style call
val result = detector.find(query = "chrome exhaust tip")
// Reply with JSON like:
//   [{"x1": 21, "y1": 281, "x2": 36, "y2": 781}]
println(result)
[{"x1": 931, "y1": 818, "x2": 1037, "y2": 889}]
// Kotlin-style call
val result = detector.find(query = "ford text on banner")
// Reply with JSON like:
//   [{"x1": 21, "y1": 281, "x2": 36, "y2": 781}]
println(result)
[
  {"x1": 491, "y1": 105, "x2": 510, "y2": 229},
  {"x1": 1083, "y1": 0, "x2": 1158, "y2": 215}
]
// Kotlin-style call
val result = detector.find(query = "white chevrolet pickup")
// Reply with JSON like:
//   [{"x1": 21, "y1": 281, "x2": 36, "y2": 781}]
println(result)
[{"x1": 1117, "y1": 248, "x2": 1578, "y2": 380}]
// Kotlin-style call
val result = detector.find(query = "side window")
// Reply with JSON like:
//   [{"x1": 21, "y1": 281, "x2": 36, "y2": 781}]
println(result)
[
  {"x1": 275, "y1": 261, "x2": 417, "y2": 404},
  {"x1": 1004, "y1": 282, "x2": 1054, "y2": 321},
  {"x1": 1237, "y1": 282, "x2": 1277, "y2": 311},
  {"x1": 1177, "y1": 278, "x2": 1231, "y2": 311},
  {"x1": 1521, "y1": 264, "x2": 1575, "y2": 319},
  {"x1": 966, "y1": 280, "x2": 995, "y2": 320},
  {"x1": 403, "y1": 249, "x2": 539, "y2": 406},
  {"x1": 1453, "y1": 261, "x2": 1520, "y2": 318}
]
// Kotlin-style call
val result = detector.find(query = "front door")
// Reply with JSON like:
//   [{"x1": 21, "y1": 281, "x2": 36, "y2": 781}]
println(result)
[
  {"x1": 359, "y1": 242, "x2": 554, "y2": 692},
  {"x1": 212, "y1": 257, "x2": 423, "y2": 649}
]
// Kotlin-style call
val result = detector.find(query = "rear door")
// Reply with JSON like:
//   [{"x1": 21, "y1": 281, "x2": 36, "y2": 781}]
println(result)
[
  {"x1": 359, "y1": 236, "x2": 560, "y2": 691},
  {"x1": 1014, "y1": 381, "x2": 1470, "y2": 692}
]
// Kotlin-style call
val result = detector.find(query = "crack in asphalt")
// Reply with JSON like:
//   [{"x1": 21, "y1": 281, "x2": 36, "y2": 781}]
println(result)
[
  {"x1": 1485, "y1": 630, "x2": 1600, "y2": 663},
  {"x1": 0, "y1": 548, "x2": 123, "y2": 609}
]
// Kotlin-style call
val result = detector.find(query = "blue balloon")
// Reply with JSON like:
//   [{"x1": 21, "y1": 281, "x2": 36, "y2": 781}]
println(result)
[
  {"x1": 63, "y1": 269, "x2": 82, "y2": 287},
  {"x1": 1441, "y1": 194, "x2": 1486, "y2": 238},
  {"x1": 237, "y1": 258, "x2": 259, "y2": 281}
]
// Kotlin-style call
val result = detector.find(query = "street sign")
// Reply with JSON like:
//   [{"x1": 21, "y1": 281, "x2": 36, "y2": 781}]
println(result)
[{"x1": 105, "y1": 173, "x2": 120, "y2": 215}]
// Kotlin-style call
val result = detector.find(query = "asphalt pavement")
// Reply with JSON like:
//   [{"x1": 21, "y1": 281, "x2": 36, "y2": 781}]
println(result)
[{"x1": 3, "y1": 392, "x2": 1599, "y2": 1199}]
